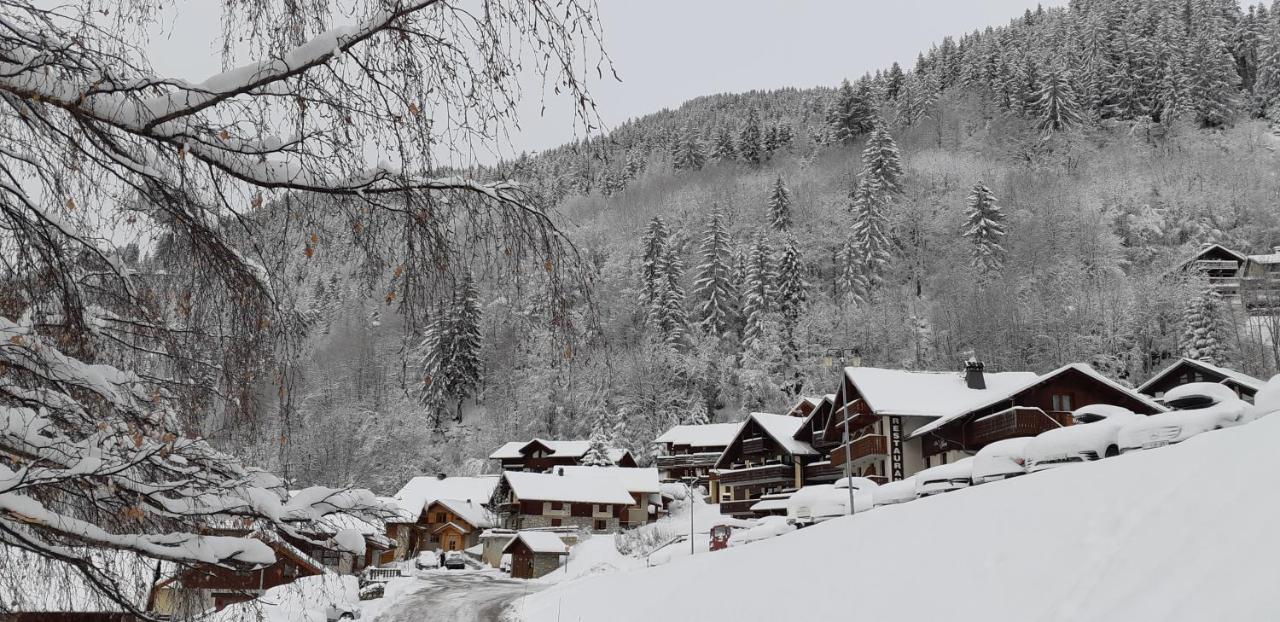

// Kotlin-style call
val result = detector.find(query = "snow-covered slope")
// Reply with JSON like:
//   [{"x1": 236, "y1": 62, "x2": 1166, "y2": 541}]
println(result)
[{"x1": 515, "y1": 415, "x2": 1280, "y2": 622}]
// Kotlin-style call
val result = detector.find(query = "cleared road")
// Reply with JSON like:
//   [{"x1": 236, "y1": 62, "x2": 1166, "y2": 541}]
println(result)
[{"x1": 374, "y1": 570, "x2": 542, "y2": 622}]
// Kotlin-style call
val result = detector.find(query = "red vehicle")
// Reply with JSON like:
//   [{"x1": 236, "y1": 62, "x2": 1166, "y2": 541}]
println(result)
[{"x1": 709, "y1": 524, "x2": 734, "y2": 551}]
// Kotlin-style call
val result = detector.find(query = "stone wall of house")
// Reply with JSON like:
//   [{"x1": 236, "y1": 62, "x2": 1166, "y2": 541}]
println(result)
[
  {"x1": 530, "y1": 553, "x2": 563, "y2": 578},
  {"x1": 519, "y1": 513, "x2": 618, "y2": 534}
]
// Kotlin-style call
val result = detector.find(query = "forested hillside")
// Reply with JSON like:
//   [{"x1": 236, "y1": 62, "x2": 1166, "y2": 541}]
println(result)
[{"x1": 219, "y1": 0, "x2": 1280, "y2": 492}]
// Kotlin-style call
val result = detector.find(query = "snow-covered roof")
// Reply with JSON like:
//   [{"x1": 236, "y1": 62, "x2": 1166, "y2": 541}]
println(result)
[
  {"x1": 1247, "y1": 252, "x2": 1280, "y2": 265},
  {"x1": 846, "y1": 366, "x2": 1039, "y2": 420},
  {"x1": 489, "y1": 439, "x2": 630, "y2": 463},
  {"x1": 910, "y1": 364, "x2": 1164, "y2": 439},
  {"x1": 749, "y1": 494, "x2": 793, "y2": 512},
  {"x1": 503, "y1": 530, "x2": 569, "y2": 555},
  {"x1": 1138, "y1": 358, "x2": 1266, "y2": 394},
  {"x1": 503, "y1": 471, "x2": 636, "y2": 505},
  {"x1": 747, "y1": 412, "x2": 818, "y2": 456},
  {"x1": 653, "y1": 423, "x2": 741, "y2": 447},
  {"x1": 428, "y1": 498, "x2": 495, "y2": 529},
  {"x1": 555, "y1": 466, "x2": 661, "y2": 494},
  {"x1": 389, "y1": 475, "x2": 500, "y2": 521},
  {"x1": 1186, "y1": 243, "x2": 1249, "y2": 264}
]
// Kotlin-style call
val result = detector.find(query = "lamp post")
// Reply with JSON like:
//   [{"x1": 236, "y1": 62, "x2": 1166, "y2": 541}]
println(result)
[
  {"x1": 683, "y1": 477, "x2": 698, "y2": 556},
  {"x1": 823, "y1": 347, "x2": 862, "y2": 516}
]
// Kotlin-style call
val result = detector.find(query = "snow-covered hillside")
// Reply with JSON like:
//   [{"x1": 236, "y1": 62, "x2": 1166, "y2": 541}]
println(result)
[{"x1": 515, "y1": 415, "x2": 1280, "y2": 622}]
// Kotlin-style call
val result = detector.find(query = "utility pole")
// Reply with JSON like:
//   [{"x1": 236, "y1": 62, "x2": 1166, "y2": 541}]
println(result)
[
  {"x1": 685, "y1": 477, "x2": 698, "y2": 556},
  {"x1": 824, "y1": 347, "x2": 862, "y2": 516}
]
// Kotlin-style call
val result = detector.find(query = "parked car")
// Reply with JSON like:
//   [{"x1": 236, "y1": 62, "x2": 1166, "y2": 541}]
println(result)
[
  {"x1": 833, "y1": 476, "x2": 881, "y2": 492},
  {"x1": 357, "y1": 582, "x2": 385, "y2": 601},
  {"x1": 972, "y1": 437, "x2": 1034, "y2": 484},
  {"x1": 414, "y1": 551, "x2": 439, "y2": 570},
  {"x1": 325, "y1": 603, "x2": 361, "y2": 621},
  {"x1": 1025, "y1": 405, "x2": 1141, "y2": 472},
  {"x1": 1118, "y1": 383, "x2": 1251, "y2": 453},
  {"x1": 871, "y1": 476, "x2": 917, "y2": 507},
  {"x1": 442, "y1": 551, "x2": 467, "y2": 570},
  {"x1": 914, "y1": 457, "x2": 975, "y2": 497}
]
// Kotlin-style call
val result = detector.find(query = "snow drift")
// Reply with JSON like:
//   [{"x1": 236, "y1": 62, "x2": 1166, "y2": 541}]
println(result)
[{"x1": 515, "y1": 414, "x2": 1280, "y2": 622}]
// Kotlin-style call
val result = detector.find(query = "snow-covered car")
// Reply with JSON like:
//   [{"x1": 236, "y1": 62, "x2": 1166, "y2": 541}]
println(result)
[
  {"x1": 871, "y1": 476, "x2": 917, "y2": 507},
  {"x1": 325, "y1": 603, "x2": 360, "y2": 621},
  {"x1": 414, "y1": 551, "x2": 439, "y2": 570},
  {"x1": 1024, "y1": 404, "x2": 1142, "y2": 472},
  {"x1": 971, "y1": 437, "x2": 1033, "y2": 484},
  {"x1": 728, "y1": 515, "x2": 795, "y2": 546},
  {"x1": 786, "y1": 484, "x2": 872, "y2": 524},
  {"x1": 1118, "y1": 383, "x2": 1250, "y2": 453},
  {"x1": 442, "y1": 551, "x2": 467, "y2": 570},
  {"x1": 833, "y1": 476, "x2": 881, "y2": 492},
  {"x1": 914, "y1": 457, "x2": 974, "y2": 497},
  {"x1": 357, "y1": 582, "x2": 385, "y2": 601}
]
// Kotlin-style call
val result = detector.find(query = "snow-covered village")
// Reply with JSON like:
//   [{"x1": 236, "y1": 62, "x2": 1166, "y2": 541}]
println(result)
[{"x1": 4, "y1": 0, "x2": 1280, "y2": 621}]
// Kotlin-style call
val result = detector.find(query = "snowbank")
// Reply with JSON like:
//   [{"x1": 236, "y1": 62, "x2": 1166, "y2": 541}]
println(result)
[
  {"x1": 515, "y1": 414, "x2": 1280, "y2": 622},
  {"x1": 208, "y1": 574, "x2": 357, "y2": 622}
]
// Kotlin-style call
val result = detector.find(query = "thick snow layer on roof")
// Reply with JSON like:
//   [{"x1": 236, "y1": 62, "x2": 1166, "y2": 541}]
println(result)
[
  {"x1": 430, "y1": 498, "x2": 495, "y2": 529},
  {"x1": 1139, "y1": 358, "x2": 1266, "y2": 393},
  {"x1": 653, "y1": 423, "x2": 741, "y2": 447},
  {"x1": 390, "y1": 476, "x2": 499, "y2": 520},
  {"x1": 489, "y1": 439, "x2": 629, "y2": 463},
  {"x1": 518, "y1": 414, "x2": 1280, "y2": 622},
  {"x1": 909, "y1": 363, "x2": 1164, "y2": 438},
  {"x1": 748, "y1": 413, "x2": 817, "y2": 455},
  {"x1": 504, "y1": 471, "x2": 636, "y2": 505},
  {"x1": 1248, "y1": 252, "x2": 1280, "y2": 265},
  {"x1": 556, "y1": 466, "x2": 661, "y2": 494},
  {"x1": 505, "y1": 531, "x2": 569, "y2": 555},
  {"x1": 847, "y1": 366, "x2": 1038, "y2": 419}
]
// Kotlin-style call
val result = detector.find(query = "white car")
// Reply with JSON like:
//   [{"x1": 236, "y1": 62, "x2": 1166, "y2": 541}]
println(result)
[
  {"x1": 325, "y1": 603, "x2": 361, "y2": 621},
  {"x1": 1024, "y1": 404, "x2": 1142, "y2": 472},
  {"x1": 914, "y1": 457, "x2": 974, "y2": 497},
  {"x1": 833, "y1": 476, "x2": 881, "y2": 492},
  {"x1": 871, "y1": 476, "x2": 917, "y2": 507},
  {"x1": 414, "y1": 551, "x2": 439, "y2": 570},
  {"x1": 1118, "y1": 383, "x2": 1251, "y2": 452},
  {"x1": 971, "y1": 437, "x2": 1033, "y2": 484}
]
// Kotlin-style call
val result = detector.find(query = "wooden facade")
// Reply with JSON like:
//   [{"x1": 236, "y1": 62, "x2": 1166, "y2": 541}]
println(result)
[
  {"x1": 713, "y1": 414, "x2": 816, "y2": 518},
  {"x1": 492, "y1": 439, "x2": 638, "y2": 472},
  {"x1": 150, "y1": 532, "x2": 326, "y2": 616},
  {"x1": 1138, "y1": 358, "x2": 1264, "y2": 403}
]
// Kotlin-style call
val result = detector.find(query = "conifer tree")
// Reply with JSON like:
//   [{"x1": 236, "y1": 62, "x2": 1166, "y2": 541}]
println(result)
[
  {"x1": 659, "y1": 244, "x2": 689, "y2": 346},
  {"x1": 581, "y1": 418, "x2": 617, "y2": 467},
  {"x1": 693, "y1": 212, "x2": 737, "y2": 337},
  {"x1": 673, "y1": 131, "x2": 707, "y2": 172},
  {"x1": 827, "y1": 78, "x2": 876, "y2": 143},
  {"x1": 711, "y1": 126, "x2": 737, "y2": 161},
  {"x1": 739, "y1": 108, "x2": 764, "y2": 165},
  {"x1": 417, "y1": 272, "x2": 484, "y2": 426},
  {"x1": 1034, "y1": 67, "x2": 1084, "y2": 132},
  {"x1": 776, "y1": 238, "x2": 809, "y2": 327},
  {"x1": 1186, "y1": 0, "x2": 1241, "y2": 127},
  {"x1": 886, "y1": 62, "x2": 906, "y2": 100},
  {"x1": 767, "y1": 177, "x2": 793, "y2": 231},
  {"x1": 963, "y1": 182, "x2": 1008, "y2": 275},
  {"x1": 860, "y1": 124, "x2": 905, "y2": 196},
  {"x1": 742, "y1": 238, "x2": 775, "y2": 346},
  {"x1": 843, "y1": 123, "x2": 903, "y2": 293},
  {"x1": 1256, "y1": 2, "x2": 1280, "y2": 117},
  {"x1": 639, "y1": 216, "x2": 670, "y2": 322},
  {"x1": 1179, "y1": 282, "x2": 1230, "y2": 366}
]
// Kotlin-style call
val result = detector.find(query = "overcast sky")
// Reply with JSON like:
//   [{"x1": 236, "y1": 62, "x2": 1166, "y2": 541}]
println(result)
[{"x1": 150, "y1": 1, "x2": 1068, "y2": 162}]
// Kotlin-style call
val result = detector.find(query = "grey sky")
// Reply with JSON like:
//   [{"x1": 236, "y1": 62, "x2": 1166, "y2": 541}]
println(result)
[{"x1": 150, "y1": 1, "x2": 1069, "y2": 162}]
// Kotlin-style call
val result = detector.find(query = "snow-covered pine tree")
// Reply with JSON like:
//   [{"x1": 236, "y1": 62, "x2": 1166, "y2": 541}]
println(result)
[
  {"x1": 1256, "y1": 1, "x2": 1280, "y2": 117},
  {"x1": 777, "y1": 237, "x2": 809, "y2": 327},
  {"x1": 449, "y1": 271, "x2": 484, "y2": 422},
  {"x1": 1179, "y1": 282, "x2": 1231, "y2": 366},
  {"x1": 845, "y1": 122, "x2": 903, "y2": 293},
  {"x1": 1034, "y1": 66, "x2": 1084, "y2": 132},
  {"x1": 768, "y1": 177, "x2": 793, "y2": 231},
  {"x1": 860, "y1": 123, "x2": 905, "y2": 196},
  {"x1": 711, "y1": 125, "x2": 737, "y2": 161},
  {"x1": 693, "y1": 212, "x2": 737, "y2": 337},
  {"x1": 827, "y1": 78, "x2": 876, "y2": 143},
  {"x1": 963, "y1": 182, "x2": 1008, "y2": 275},
  {"x1": 580, "y1": 424, "x2": 617, "y2": 467},
  {"x1": 640, "y1": 216, "x2": 671, "y2": 323},
  {"x1": 659, "y1": 244, "x2": 689, "y2": 346},
  {"x1": 673, "y1": 130, "x2": 707, "y2": 172},
  {"x1": 739, "y1": 108, "x2": 764, "y2": 165},
  {"x1": 684, "y1": 396, "x2": 713, "y2": 426},
  {"x1": 1186, "y1": 0, "x2": 1241, "y2": 127},
  {"x1": 838, "y1": 238, "x2": 870, "y2": 304},
  {"x1": 742, "y1": 238, "x2": 775, "y2": 346},
  {"x1": 886, "y1": 61, "x2": 906, "y2": 100}
]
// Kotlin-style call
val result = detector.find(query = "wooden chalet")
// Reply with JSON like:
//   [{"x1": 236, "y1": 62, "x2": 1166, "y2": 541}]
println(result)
[
  {"x1": 1138, "y1": 358, "x2": 1266, "y2": 403},
  {"x1": 711, "y1": 412, "x2": 819, "y2": 518},
  {"x1": 497, "y1": 470, "x2": 638, "y2": 533},
  {"x1": 790, "y1": 394, "x2": 845, "y2": 485},
  {"x1": 489, "y1": 438, "x2": 637, "y2": 472},
  {"x1": 281, "y1": 512, "x2": 391, "y2": 575},
  {"x1": 556, "y1": 465, "x2": 664, "y2": 526},
  {"x1": 419, "y1": 498, "x2": 496, "y2": 552},
  {"x1": 503, "y1": 531, "x2": 569, "y2": 579},
  {"x1": 1175, "y1": 243, "x2": 1248, "y2": 297},
  {"x1": 1241, "y1": 247, "x2": 1280, "y2": 312},
  {"x1": 383, "y1": 475, "x2": 501, "y2": 561},
  {"x1": 652, "y1": 422, "x2": 740, "y2": 488}
]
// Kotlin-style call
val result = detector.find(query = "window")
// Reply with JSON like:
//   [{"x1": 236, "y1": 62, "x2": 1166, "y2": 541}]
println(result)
[
  {"x1": 550, "y1": 518, "x2": 562, "y2": 527},
  {"x1": 435, "y1": 512, "x2": 447, "y2": 522},
  {"x1": 319, "y1": 549, "x2": 341, "y2": 567},
  {"x1": 550, "y1": 501, "x2": 563, "y2": 511},
  {"x1": 1051, "y1": 394, "x2": 1073, "y2": 412},
  {"x1": 594, "y1": 519, "x2": 607, "y2": 531}
]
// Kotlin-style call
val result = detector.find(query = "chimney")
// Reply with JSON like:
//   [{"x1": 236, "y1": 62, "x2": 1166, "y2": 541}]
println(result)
[
  {"x1": 436, "y1": 472, "x2": 447, "y2": 480},
  {"x1": 556, "y1": 467, "x2": 564, "y2": 476},
  {"x1": 964, "y1": 359, "x2": 986, "y2": 390}
]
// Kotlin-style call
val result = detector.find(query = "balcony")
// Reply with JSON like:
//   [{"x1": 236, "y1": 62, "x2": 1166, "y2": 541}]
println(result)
[
  {"x1": 829, "y1": 434, "x2": 888, "y2": 468},
  {"x1": 1193, "y1": 259, "x2": 1240, "y2": 271},
  {"x1": 655, "y1": 452, "x2": 721, "y2": 470},
  {"x1": 967, "y1": 407, "x2": 1070, "y2": 447},
  {"x1": 716, "y1": 464, "x2": 793, "y2": 487},
  {"x1": 803, "y1": 461, "x2": 842, "y2": 483},
  {"x1": 741, "y1": 436, "x2": 767, "y2": 455},
  {"x1": 719, "y1": 499, "x2": 759, "y2": 517}
]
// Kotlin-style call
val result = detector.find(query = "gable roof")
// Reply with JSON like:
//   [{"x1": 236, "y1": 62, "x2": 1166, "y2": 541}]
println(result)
[
  {"x1": 1247, "y1": 251, "x2": 1280, "y2": 265},
  {"x1": 489, "y1": 439, "x2": 630, "y2": 463},
  {"x1": 653, "y1": 423, "x2": 741, "y2": 448},
  {"x1": 1137, "y1": 358, "x2": 1266, "y2": 394},
  {"x1": 909, "y1": 363, "x2": 1166, "y2": 439},
  {"x1": 794, "y1": 394, "x2": 837, "y2": 443},
  {"x1": 555, "y1": 466, "x2": 661, "y2": 494},
  {"x1": 1186, "y1": 243, "x2": 1249, "y2": 265},
  {"x1": 502, "y1": 530, "x2": 568, "y2": 555},
  {"x1": 750, "y1": 412, "x2": 818, "y2": 456},
  {"x1": 503, "y1": 471, "x2": 636, "y2": 505},
  {"x1": 846, "y1": 366, "x2": 1040, "y2": 420},
  {"x1": 390, "y1": 476, "x2": 500, "y2": 522},
  {"x1": 427, "y1": 498, "x2": 495, "y2": 529}
]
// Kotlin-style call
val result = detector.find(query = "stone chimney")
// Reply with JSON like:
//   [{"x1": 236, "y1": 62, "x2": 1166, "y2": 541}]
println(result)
[{"x1": 964, "y1": 359, "x2": 986, "y2": 390}]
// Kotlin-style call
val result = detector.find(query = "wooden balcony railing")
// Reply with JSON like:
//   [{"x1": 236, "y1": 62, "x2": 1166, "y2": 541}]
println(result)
[
  {"x1": 741, "y1": 437, "x2": 767, "y2": 455},
  {"x1": 716, "y1": 464, "x2": 793, "y2": 487},
  {"x1": 803, "y1": 461, "x2": 842, "y2": 482},
  {"x1": 719, "y1": 499, "x2": 759, "y2": 516},
  {"x1": 967, "y1": 407, "x2": 1069, "y2": 447},
  {"x1": 655, "y1": 452, "x2": 722, "y2": 470},
  {"x1": 829, "y1": 434, "x2": 888, "y2": 468}
]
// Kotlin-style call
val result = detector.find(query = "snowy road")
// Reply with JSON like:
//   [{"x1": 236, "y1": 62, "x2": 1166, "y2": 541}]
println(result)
[{"x1": 373, "y1": 570, "x2": 542, "y2": 622}]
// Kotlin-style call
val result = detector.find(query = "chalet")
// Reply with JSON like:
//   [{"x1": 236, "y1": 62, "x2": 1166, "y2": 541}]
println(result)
[
  {"x1": 711, "y1": 412, "x2": 819, "y2": 518},
  {"x1": 556, "y1": 465, "x2": 664, "y2": 526},
  {"x1": 283, "y1": 512, "x2": 391, "y2": 575},
  {"x1": 420, "y1": 498, "x2": 495, "y2": 552},
  {"x1": 496, "y1": 470, "x2": 636, "y2": 533},
  {"x1": 905, "y1": 362, "x2": 1165, "y2": 469},
  {"x1": 784, "y1": 395, "x2": 824, "y2": 418},
  {"x1": 1138, "y1": 358, "x2": 1266, "y2": 403},
  {"x1": 384, "y1": 474, "x2": 501, "y2": 561},
  {"x1": 652, "y1": 422, "x2": 740, "y2": 487},
  {"x1": 790, "y1": 394, "x2": 841, "y2": 485},
  {"x1": 1241, "y1": 247, "x2": 1280, "y2": 312},
  {"x1": 1174, "y1": 243, "x2": 1248, "y2": 297},
  {"x1": 503, "y1": 531, "x2": 569, "y2": 579},
  {"x1": 489, "y1": 438, "x2": 637, "y2": 472}
]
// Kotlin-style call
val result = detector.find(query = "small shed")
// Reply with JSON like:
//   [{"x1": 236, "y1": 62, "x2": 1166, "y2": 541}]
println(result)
[{"x1": 502, "y1": 531, "x2": 569, "y2": 579}]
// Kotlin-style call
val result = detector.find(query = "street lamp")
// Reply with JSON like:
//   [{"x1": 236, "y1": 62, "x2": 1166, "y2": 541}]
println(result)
[
  {"x1": 682, "y1": 477, "x2": 699, "y2": 556},
  {"x1": 823, "y1": 347, "x2": 862, "y2": 516}
]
